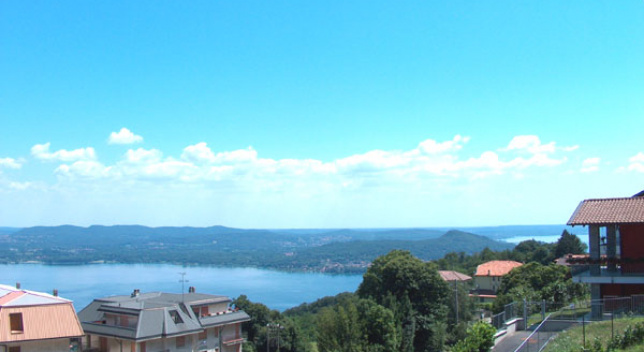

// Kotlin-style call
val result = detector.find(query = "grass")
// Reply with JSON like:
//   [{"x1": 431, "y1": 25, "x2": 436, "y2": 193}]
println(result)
[
  {"x1": 525, "y1": 307, "x2": 592, "y2": 327},
  {"x1": 543, "y1": 316, "x2": 644, "y2": 352}
]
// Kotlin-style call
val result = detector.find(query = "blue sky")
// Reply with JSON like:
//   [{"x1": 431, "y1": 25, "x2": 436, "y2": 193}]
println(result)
[{"x1": 1, "y1": 1, "x2": 643, "y2": 228}]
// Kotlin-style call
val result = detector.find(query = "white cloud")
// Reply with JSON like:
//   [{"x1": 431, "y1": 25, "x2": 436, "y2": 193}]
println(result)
[
  {"x1": 627, "y1": 152, "x2": 644, "y2": 173},
  {"x1": 124, "y1": 148, "x2": 163, "y2": 164},
  {"x1": 581, "y1": 157, "x2": 600, "y2": 173},
  {"x1": 0, "y1": 157, "x2": 22, "y2": 169},
  {"x1": 182, "y1": 142, "x2": 216, "y2": 163},
  {"x1": 502, "y1": 135, "x2": 577, "y2": 155},
  {"x1": 31, "y1": 143, "x2": 97, "y2": 162},
  {"x1": 108, "y1": 128, "x2": 143, "y2": 145},
  {"x1": 42, "y1": 134, "x2": 579, "y2": 189},
  {"x1": 56, "y1": 161, "x2": 110, "y2": 179},
  {"x1": 418, "y1": 135, "x2": 470, "y2": 154}
]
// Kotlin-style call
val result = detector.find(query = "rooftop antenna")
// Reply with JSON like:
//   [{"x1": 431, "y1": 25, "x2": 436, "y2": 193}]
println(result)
[{"x1": 179, "y1": 272, "x2": 189, "y2": 302}]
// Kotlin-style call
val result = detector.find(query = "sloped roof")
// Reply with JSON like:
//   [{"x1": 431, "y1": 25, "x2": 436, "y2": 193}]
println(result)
[
  {"x1": 474, "y1": 260, "x2": 522, "y2": 277},
  {"x1": 0, "y1": 284, "x2": 84, "y2": 343},
  {"x1": 0, "y1": 284, "x2": 72, "y2": 306},
  {"x1": 79, "y1": 291, "x2": 249, "y2": 341},
  {"x1": 568, "y1": 197, "x2": 644, "y2": 225},
  {"x1": 439, "y1": 270, "x2": 472, "y2": 282}
]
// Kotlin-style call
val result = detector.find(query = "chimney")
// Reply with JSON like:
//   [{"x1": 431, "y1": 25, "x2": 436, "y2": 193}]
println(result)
[
  {"x1": 53, "y1": 289, "x2": 58, "y2": 297},
  {"x1": 131, "y1": 289, "x2": 140, "y2": 298},
  {"x1": 16, "y1": 282, "x2": 21, "y2": 289},
  {"x1": 188, "y1": 286, "x2": 195, "y2": 293}
]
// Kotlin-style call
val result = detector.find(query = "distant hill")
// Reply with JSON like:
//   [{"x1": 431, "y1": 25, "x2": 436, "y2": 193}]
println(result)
[
  {"x1": 0, "y1": 227, "x2": 21, "y2": 235},
  {"x1": 0, "y1": 225, "x2": 515, "y2": 272},
  {"x1": 271, "y1": 230, "x2": 513, "y2": 272},
  {"x1": 448, "y1": 225, "x2": 576, "y2": 240}
]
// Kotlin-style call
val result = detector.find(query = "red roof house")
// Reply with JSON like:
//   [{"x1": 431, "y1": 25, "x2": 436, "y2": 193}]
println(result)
[
  {"x1": 471, "y1": 260, "x2": 523, "y2": 302},
  {"x1": 568, "y1": 192, "x2": 644, "y2": 317}
]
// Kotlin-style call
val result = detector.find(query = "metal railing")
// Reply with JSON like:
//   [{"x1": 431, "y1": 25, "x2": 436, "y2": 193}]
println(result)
[
  {"x1": 492, "y1": 302, "x2": 519, "y2": 329},
  {"x1": 511, "y1": 296, "x2": 644, "y2": 352},
  {"x1": 513, "y1": 313, "x2": 558, "y2": 352}
]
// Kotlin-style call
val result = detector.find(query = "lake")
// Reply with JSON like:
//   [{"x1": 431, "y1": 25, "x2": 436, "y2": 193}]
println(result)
[{"x1": 0, "y1": 264, "x2": 363, "y2": 311}]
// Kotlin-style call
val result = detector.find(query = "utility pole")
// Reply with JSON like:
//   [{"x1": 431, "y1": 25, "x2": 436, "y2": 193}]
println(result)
[
  {"x1": 179, "y1": 272, "x2": 189, "y2": 302},
  {"x1": 454, "y1": 279, "x2": 459, "y2": 324},
  {"x1": 266, "y1": 323, "x2": 283, "y2": 352}
]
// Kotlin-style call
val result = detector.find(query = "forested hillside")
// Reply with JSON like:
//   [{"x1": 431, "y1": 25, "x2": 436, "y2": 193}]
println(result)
[{"x1": 0, "y1": 225, "x2": 514, "y2": 271}]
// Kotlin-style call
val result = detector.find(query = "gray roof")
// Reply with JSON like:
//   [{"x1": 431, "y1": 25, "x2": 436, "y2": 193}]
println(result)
[
  {"x1": 200, "y1": 311, "x2": 251, "y2": 327},
  {"x1": 78, "y1": 291, "x2": 249, "y2": 341}
]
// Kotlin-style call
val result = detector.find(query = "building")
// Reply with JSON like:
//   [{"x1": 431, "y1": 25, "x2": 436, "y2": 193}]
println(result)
[
  {"x1": 438, "y1": 270, "x2": 472, "y2": 282},
  {"x1": 0, "y1": 283, "x2": 84, "y2": 352},
  {"x1": 567, "y1": 192, "x2": 644, "y2": 317},
  {"x1": 471, "y1": 260, "x2": 522, "y2": 302},
  {"x1": 77, "y1": 288, "x2": 250, "y2": 352}
]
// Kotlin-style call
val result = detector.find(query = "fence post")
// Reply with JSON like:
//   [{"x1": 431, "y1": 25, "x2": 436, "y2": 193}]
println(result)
[
  {"x1": 523, "y1": 298, "x2": 528, "y2": 330},
  {"x1": 541, "y1": 299, "x2": 546, "y2": 321}
]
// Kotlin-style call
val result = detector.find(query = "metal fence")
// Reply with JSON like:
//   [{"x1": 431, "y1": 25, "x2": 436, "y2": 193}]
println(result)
[
  {"x1": 510, "y1": 296, "x2": 644, "y2": 352},
  {"x1": 492, "y1": 302, "x2": 520, "y2": 329}
]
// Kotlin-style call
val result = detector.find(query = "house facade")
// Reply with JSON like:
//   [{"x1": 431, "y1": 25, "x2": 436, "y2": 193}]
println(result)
[
  {"x1": 567, "y1": 193, "x2": 644, "y2": 317},
  {"x1": 0, "y1": 284, "x2": 84, "y2": 352},
  {"x1": 471, "y1": 260, "x2": 522, "y2": 302},
  {"x1": 78, "y1": 288, "x2": 250, "y2": 352}
]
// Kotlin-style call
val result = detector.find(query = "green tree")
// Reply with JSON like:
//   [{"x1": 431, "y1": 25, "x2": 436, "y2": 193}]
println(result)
[
  {"x1": 357, "y1": 250, "x2": 449, "y2": 352},
  {"x1": 316, "y1": 299, "x2": 363, "y2": 352},
  {"x1": 512, "y1": 239, "x2": 555, "y2": 265},
  {"x1": 451, "y1": 321, "x2": 496, "y2": 352},
  {"x1": 493, "y1": 263, "x2": 588, "y2": 311},
  {"x1": 554, "y1": 230, "x2": 587, "y2": 258}
]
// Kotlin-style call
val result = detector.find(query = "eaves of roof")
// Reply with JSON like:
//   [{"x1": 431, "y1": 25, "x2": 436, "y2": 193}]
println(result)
[
  {"x1": 568, "y1": 197, "x2": 644, "y2": 225},
  {"x1": 200, "y1": 311, "x2": 251, "y2": 327}
]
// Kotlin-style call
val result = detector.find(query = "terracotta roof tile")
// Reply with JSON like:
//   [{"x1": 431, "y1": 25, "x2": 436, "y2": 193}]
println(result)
[
  {"x1": 568, "y1": 197, "x2": 644, "y2": 225},
  {"x1": 474, "y1": 260, "x2": 522, "y2": 277},
  {"x1": 438, "y1": 270, "x2": 472, "y2": 282}
]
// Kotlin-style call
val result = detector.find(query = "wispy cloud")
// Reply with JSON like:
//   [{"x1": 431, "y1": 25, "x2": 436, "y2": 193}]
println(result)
[
  {"x1": 31, "y1": 143, "x2": 97, "y2": 162},
  {"x1": 108, "y1": 128, "x2": 143, "y2": 145},
  {"x1": 0, "y1": 157, "x2": 22, "y2": 170},
  {"x1": 581, "y1": 157, "x2": 600, "y2": 173},
  {"x1": 627, "y1": 152, "x2": 644, "y2": 173}
]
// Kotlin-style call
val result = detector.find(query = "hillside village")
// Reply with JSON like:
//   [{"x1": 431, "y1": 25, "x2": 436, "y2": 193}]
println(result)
[{"x1": 3, "y1": 191, "x2": 644, "y2": 352}]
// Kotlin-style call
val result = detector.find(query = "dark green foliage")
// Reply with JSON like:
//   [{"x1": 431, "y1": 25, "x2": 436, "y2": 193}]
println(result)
[
  {"x1": 358, "y1": 250, "x2": 450, "y2": 352},
  {"x1": 512, "y1": 240, "x2": 555, "y2": 265},
  {"x1": 315, "y1": 295, "x2": 399, "y2": 352},
  {"x1": 450, "y1": 322, "x2": 496, "y2": 352},
  {"x1": 493, "y1": 263, "x2": 588, "y2": 312},
  {"x1": 554, "y1": 230, "x2": 587, "y2": 258}
]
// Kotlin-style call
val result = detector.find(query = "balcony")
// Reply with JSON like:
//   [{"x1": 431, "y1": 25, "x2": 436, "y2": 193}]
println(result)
[{"x1": 571, "y1": 262, "x2": 644, "y2": 284}]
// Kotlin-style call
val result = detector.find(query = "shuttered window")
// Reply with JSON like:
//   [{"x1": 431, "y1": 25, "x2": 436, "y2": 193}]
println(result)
[{"x1": 10, "y1": 313, "x2": 24, "y2": 333}]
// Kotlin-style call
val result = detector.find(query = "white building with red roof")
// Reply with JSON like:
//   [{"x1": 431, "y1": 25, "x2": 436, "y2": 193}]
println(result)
[
  {"x1": 0, "y1": 284, "x2": 84, "y2": 352},
  {"x1": 471, "y1": 260, "x2": 523, "y2": 302}
]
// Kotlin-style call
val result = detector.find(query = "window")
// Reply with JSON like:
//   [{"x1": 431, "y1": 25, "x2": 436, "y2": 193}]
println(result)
[
  {"x1": 10, "y1": 313, "x2": 24, "y2": 333},
  {"x1": 169, "y1": 310, "x2": 183, "y2": 324},
  {"x1": 199, "y1": 329, "x2": 207, "y2": 340},
  {"x1": 9, "y1": 347, "x2": 20, "y2": 352},
  {"x1": 176, "y1": 336, "x2": 186, "y2": 348},
  {"x1": 201, "y1": 306, "x2": 209, "y2": 317}
]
